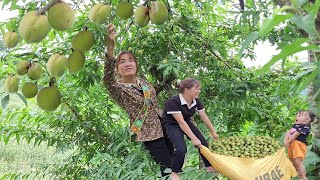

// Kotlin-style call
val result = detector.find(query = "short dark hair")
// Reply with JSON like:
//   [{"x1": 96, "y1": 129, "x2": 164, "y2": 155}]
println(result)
[
  {"x1": 177, "y1": 78, "x2": 200, "y2": 93},
  {"x1": 307, "y1": 111, "x2": 316, "y2": 123}
]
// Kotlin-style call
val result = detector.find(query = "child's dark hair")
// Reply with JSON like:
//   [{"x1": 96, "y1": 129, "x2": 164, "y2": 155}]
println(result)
[
  {"x1": 177, "y1": 78, "x2": 200, "y2": 93},
  {"x1": 307, "y1": 111, "x2": 317, "y2": 123}
]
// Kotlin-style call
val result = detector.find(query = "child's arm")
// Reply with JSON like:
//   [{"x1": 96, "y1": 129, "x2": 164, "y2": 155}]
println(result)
[
  {"x1": 172, "y1": 114, "x2": 202, "y2": 147},
  {"x1": 283, "y1": 131, "x2": 290, "y2": 147},
  {"x1": 198, "y1": 110, "x2": 219, "y2": 139},
  {"x1": 284, "y1": 130, "x2": 300, "y2": 147}
]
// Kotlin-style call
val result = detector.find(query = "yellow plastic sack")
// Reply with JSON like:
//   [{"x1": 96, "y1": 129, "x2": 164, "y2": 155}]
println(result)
[{"x1": 200, "y1": 146, "x2": 297, "y2": 180}]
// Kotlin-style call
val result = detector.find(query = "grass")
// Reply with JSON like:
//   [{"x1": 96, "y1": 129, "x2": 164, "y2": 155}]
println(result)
[{"x1": 0, "y1": 139, "x2": 71, "y2": 178}]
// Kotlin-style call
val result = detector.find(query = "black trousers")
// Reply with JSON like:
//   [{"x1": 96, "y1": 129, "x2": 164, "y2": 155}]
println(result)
[
  {"x1": 143, "y1": 133, "x2": 174, "y2": 176},
  {"x1": 165, "y1": 121, "x2": 211, "y2": 173}
]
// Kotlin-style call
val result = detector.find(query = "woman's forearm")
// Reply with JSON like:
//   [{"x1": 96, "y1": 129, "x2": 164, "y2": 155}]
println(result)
[
  {"x1": 178, "y1": 121, "x2": 198, "y2": 140},
  {"x1": 199, "y1": 112, "x2": 215, "y2": 132},
  {"x1": 103, "y1": 32, "x2": 119, "y2": 96}
]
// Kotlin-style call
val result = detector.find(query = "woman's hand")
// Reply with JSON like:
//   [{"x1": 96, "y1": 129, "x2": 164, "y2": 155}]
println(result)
[
  {"x1": 211, "y1": 131, "x2": 219, "y2": 140},
  {"x1": 191, "y1": 138, "x2": 202, "y2": 148},
  {"x1": 106, "y1": 23, "x2": 116, "y2": 58},
  {"x1": 284, "y1": 142, "x2": 290, "y2": 147},
  {"x1": 106, "y1": 23, "x2": 116, "y2": 41}
]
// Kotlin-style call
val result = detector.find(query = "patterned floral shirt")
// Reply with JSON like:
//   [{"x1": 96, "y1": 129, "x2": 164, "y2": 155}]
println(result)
[{"x1": 103, "y1": 55, "x2": 163, "y2": 142}]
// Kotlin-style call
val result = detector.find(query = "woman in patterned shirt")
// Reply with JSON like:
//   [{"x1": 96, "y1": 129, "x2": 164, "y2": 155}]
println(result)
[{"x1": 103, "y1": 23, "x2": 173, "y2": 177}]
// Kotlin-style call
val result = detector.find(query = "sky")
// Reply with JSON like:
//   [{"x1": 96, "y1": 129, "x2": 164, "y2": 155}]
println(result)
[{"x1": 0, "y1": 1, "x2": 308, "y2": 68}]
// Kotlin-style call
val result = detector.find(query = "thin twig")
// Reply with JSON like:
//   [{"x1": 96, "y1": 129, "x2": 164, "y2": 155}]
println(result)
[{"x1": 37, "y1": 0, "x2": 61, "y2": 15}]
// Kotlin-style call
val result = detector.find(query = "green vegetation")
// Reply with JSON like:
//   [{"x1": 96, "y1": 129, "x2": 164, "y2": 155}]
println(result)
[{"x1": 0, "y1": 0, "x2": 319, "y2": 179}]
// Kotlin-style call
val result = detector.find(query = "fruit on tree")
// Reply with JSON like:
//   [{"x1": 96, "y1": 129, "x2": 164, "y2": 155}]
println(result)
[
  {"x1": 3, "y1": 31, "x2": 19, "y2": 48},
  {"x1": 27, "y1": 62, "x2": 43, "y2": 80},
  {"x1": 205, "y1": 50, "x2": 211, "y2": 55},
  {"x1": 116, "y1": 2, "x2": 133, "y2": 20},
  {"x1": 71, "y1": 30, "x2": 95, "y2": 52},
  {"x1": 21, "y1": 82, "x2": 38, "y2": 98},
  {"x1": 4, "y1": 75, "x2": 19, "y2": 93},
  {"x1": 37, "y1": 86, "x2": 61, "y2": 111},
  {"x1": 67, "y1": 50, "x2": 85, "y2": 74},
  {"x1": 89, "y1": 3, "x2": 112, "y2": 24},
  {"x1": 47, "y1": 53, "x2": 67, "y2": 77},
  {"x1": 18, "y1": 11, "x2": 51, "y2": 43},
  {"x1": 134, "y1": 5, "x2": 149, "y2": 27},
  {"x1": 128, "y1": 47, "x2": 133, "y2": 51},
  {"x1": 137, "y1": 50, "x2": 143, "y2": 55},
  {"x1": 149, "y1": 1, "x2": 168, "y2": 25},
  {"x1": 48, "y1": 1, "x2": 75, "y2": 31},
  {"x1": 162, "y1": 58, "x2": 168, "y2": 64},
  {"x1": 16, "y1": 60, "x2": 30, "y2": 75}
]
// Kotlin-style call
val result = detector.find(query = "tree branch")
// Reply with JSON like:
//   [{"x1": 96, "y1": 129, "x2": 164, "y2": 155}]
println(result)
[
  {"x1": 37, "y1": 0, "x2": 61, "y2": 15},
  {"x1": 175, "y1": 23, "x2": 232, "y2": 69},
  {"x1": 63, "y1": 99, "x2": 109, "y2": 144}
]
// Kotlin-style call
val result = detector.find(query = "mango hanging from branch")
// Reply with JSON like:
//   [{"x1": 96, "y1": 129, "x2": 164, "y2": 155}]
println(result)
[
  {"x1": 116, "y1": 2, "x2": 133, "y2": 20},
  {"x1": 21, "y1": 82, "x2": 38, "y2": 98},
  {"x1": 48, "y1": 0, "x2": 75, "y2": 31},
  {"x1": 67, "y1": 49, "x2": 85, "y2": 74},
  {"x1": 89, "y1": 3, "x2": 112, "y2": 24},
  {"x1": 37, "y1": 85, "x2": 62, "y2": 111},
  {"x1": 149, "y1": 1, "x2": 168, "y2": 25},
  {"x1": 3, "y1": 31, "x2": 19, "y2": 48},
  {"x1": 134, "y1": 5, "x2": 149, "y2": 27},
  {"x1": 47, "y1": 53, "x2": 67, "y2": 77},
  {"x1": 71, "y1": 30, "x2": 95, "y2": 52},
  {"x1": 4, "y1": 75, "x2": 20, "y2": 93},
  {"x1": 27, "y1": 62, "x2": 43, "y2": 80},
  {"x1": 18, "y1": 11, "x2": 51, "y2": 43}
]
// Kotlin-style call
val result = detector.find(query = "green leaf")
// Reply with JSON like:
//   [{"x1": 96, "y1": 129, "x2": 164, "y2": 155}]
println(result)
[
  {"x1": 304, "y1": 150, "x2": 320, "y2": 171},
  {"x1": 290, "y1": 14, "x2": 317, "y2": 38},
  {"x1": 292, "y1": 0, "x2": 308, "y2": 7},
  {"x1": 259, "y1": 14, "x2": 293, "y2": 37},
  {"x1": 295, "y1": 69, "x2": 319, "y2": 94},
  {"x1": 313, "y1": 139, "x2": 320, "y2": 148},
  {"x1": 16, "y1": 92, "x2": 28, "y2": 106},
  {"x1": 293, "y1": 68, "x2": 314, "y2": 79},
  {"x1": 237, "y1": 31, "x2": 259, "y2": 57},
  {"x1": 0, "y1": 26, "x2": 5, "y2": 36},
  {"x1": 255, "y1": 38, "x2": 319, "y2": 76},
  {"x1": 10, "y1": 0, "x2": 18, "y2": 10},
  {"x1": 1, "y1": 94, "x2": 9, "y2": 109},
  {"x1": 1, "y1": 0, "x2": 11, "y2": 9},
  {"x1": 310, "y1": 0, "x2": 320, "y2": 16}
]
